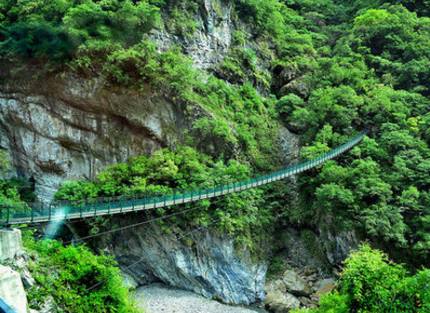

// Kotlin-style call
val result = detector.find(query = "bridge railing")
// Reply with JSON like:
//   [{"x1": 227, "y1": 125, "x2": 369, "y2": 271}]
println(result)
[{"x1": 0, "y1": 131, "x2": 366, "y2": 225}]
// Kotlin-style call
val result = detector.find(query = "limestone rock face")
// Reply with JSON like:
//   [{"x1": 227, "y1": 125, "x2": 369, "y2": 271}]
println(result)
[
  {"x1": 0, "y1": 228, "x2": 23, "y2": 262},
  {"x1": 103, "y1": 222, "x2": 267, "y2": 305},
  {"x1": 151, "y1": 0, "x2": 233, "y2": 70},
  {"x1": 0, "y1": 265, "x2": 28, "y2": 313},
  {"x1": 0, "y1": 72, "x2": 187, "y2": 202},
  {"x1": 320, "y1": 227, "x2": 358, "y2": 265},
  {"x1": 280, "y1": 226, "x2": 359, "y2": 272}
]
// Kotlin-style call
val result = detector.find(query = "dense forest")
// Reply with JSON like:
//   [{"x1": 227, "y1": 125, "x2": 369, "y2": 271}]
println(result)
[{"x1": 0, "y1": 0, "x2": 429, "y2": 312}]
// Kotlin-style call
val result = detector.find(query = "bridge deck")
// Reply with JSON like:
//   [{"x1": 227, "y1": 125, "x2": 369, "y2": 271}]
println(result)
[{"x1": 1, "y1": 132, "x2": 366, "y2": 225}]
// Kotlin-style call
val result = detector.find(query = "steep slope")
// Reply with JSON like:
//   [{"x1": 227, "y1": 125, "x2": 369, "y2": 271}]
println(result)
[
  {"x1": 1, "y1": 1, "x2": 429, "y2": 312},
  {"x1": 0, "y1": 0, "x2": 288, "y2": 202}
]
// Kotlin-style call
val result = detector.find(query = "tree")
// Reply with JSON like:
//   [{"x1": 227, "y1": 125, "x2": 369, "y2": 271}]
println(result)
[{"x1": 294, "y1": 245, "x2": 430, "y2": 313}]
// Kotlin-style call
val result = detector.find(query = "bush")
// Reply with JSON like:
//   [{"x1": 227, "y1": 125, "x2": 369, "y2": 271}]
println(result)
[
  {"x1": 294, "y1": 245, "x2": 430, "y2": 313},
  {"x1": 55, "y1": 146, "x2": 274, "y2": 252},
  {"x1": 0, "y1": 152, "x2": 31, "y2": 215},
  {"x1": 0, "y1": 0, "x2": 161, "y2": 61},
  {"x1": 24, "y1": 235, "x2": 138, "y2": 313}
]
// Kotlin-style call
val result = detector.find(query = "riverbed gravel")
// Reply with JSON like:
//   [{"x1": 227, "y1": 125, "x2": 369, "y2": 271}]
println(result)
[{"x1": 134, "y1": 284, "x2": 267, "y2": 313}]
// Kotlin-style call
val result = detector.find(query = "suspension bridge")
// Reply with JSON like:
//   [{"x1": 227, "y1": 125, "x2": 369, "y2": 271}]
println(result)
[{"x1": 0, "y1": 132, "x2": 366, "y2": 226}]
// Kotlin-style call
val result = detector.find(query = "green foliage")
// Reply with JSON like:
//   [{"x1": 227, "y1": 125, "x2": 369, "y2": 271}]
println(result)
[
  {"x1": 104, "y1": 41, "x2": 279, "y2": 168},
  {"x1": 273, "y1": 0, "x2": 430, "y2": 264},
  {"x1": 0, "y1": 20, "x2": 75, "y2": 61},
  {"x1": 217, "y1": 46, "x2": 272, "y2": 88},
  {"x1": 352, "y1": 5, "x2": 430, "y2": 95},
  {"x1": 24, "y1": 235, "x2": 138, "y2": 313},
  {"x1": 0, "y1": 179, "x2": 25, "y2": 207},
  {"x1": 55, "y1": 181, "x2": 99, "y2": 201},
  {"x1": 0, "y1": 151, "x2": 32, "y2": 210},
  {"x1": 0, "y1": 0, "x2": 161, "y2": 61},
  {"x1": 55, "y1": 146, "x2": 274, "y2": 251},
  {"x1": 294, "y1": 245, "x2": 430, "y2": 313},
  {"x1": 276, "y1": 94, "x2": 304, "y2": 119},
  {"x1": 163, "y1": 1, "x2": 199, "y2": 38}
]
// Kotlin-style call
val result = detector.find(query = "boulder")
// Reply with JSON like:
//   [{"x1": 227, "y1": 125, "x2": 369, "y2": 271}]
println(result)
[
  {"x1": 280, "y1": 78, "x2": 310, "y2": 98},
  {"x1": 299, "y1": 296, "x2": 317, "y2": 308},
  {"x1": 122, "y1": 271, "x2": 139, "y2": 290},
  {"x1": 282, "y1": 270, "x2": 312, "y2": 296},
  {"x1": 0, "y1": 228, "x2": 23, "y2": 262},
  {"x1": 315, "y1": 278, "x2": 336, "y2": 297},
  {"x1": 265, "y1": 279, "x2": 286, "y2": 293},
  {"x1": 264, "y1": 289, "x2": 300, "y2": 313},
  {"x1": 0, "y1": 265, "x2": 28, "y2": 313}
]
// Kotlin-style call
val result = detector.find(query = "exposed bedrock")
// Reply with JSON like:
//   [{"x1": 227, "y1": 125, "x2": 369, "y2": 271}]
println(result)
[
  {"x1": 152, "y1": 0, "x2": 234, "y2": 69},
  {"x1": 0, "y1": 72, "x2": 187, "y2": 202},
  {"x1": 0, "y1": 0, "x2": 245, "y2": 203},
  {"x1": 100, "y1": 222, "x2": 267, "y2": 305},
  {"x1": 0, "y1": 0, "x2": 283, "y2": 203}
]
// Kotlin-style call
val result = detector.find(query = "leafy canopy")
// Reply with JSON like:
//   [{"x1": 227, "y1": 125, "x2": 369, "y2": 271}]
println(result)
[
  {"x1": 24, "y1": 234, "x2": 138, "y2": 313},
  {"x1": 294, "y1": 245, "x2": 430, "y2": 313}
]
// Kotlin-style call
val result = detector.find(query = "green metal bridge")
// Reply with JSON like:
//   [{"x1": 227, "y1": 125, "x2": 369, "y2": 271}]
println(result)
[{"x1": 0, "y1": 132, "x2": 366, "y2": 225}]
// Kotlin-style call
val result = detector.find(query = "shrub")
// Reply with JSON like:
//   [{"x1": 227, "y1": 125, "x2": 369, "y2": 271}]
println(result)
[
  {"x1": 24, "y1": 235, "x2": 138, "y2": 313},
  {"x1": 55, "y1": 146, "x2": 274, "y2": 252},
  {"x1": 294, "y1": 245, "x2": 430, "y2": 313},
  {"x1": 0, "y1": 0, "x2": 161, "y2": 61}
]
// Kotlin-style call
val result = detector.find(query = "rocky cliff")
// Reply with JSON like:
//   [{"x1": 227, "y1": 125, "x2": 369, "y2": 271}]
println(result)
[
  {"x1": 0, "y1": 0, "x2": 359, "y2": 310},
  {"x1": 0, "y1": 68, "x2": 186, "y2": 201},
  {"x1": 102, "y1": 222, "x2": 266, "y2": 305},
  {"x1": 0, "y1": 0, "x2": 271, "y2": 203}
]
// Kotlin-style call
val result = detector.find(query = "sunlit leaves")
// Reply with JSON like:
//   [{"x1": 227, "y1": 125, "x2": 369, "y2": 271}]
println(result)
[
  {"x1": 25, "y1": 238, "x2": 138, "y2": 313},
  {"x1": 0, "y1": 0, "x2": 161, "y2": 60}
]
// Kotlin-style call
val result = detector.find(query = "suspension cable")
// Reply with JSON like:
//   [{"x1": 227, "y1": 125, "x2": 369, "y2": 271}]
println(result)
[{"x1": 65, "y1": 205, "x2": 204, "y2": 245}]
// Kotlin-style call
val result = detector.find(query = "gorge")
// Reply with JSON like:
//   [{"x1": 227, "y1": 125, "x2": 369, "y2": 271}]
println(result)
[{"x1": 0, "y1": 0, "x2": 429, "y2": 312}]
